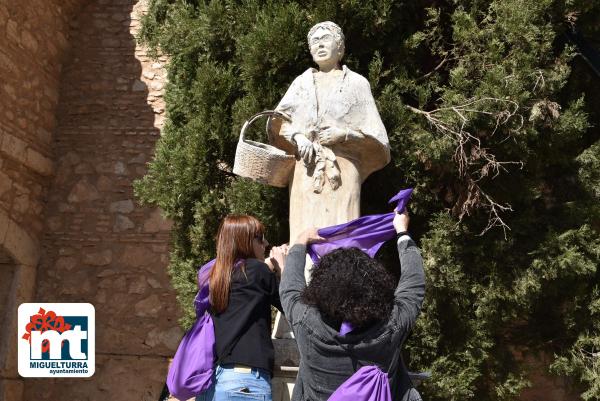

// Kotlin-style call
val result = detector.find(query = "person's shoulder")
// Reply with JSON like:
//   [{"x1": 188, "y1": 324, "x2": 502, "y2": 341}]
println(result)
[
  {"x1": 246, "y1": 259, "x2": 272, "y2": 275},
  {"x1": 345, "y1": 67, "x2": 370, "y2": 87}
]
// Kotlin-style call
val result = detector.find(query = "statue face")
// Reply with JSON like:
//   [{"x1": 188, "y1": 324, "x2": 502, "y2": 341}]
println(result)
[{"x1": 309, "y1": 27, "x2": 342, "y2": 68}]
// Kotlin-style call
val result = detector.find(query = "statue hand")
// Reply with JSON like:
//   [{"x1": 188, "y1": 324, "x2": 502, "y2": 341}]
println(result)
[
  {"x1": 318, "y1": 127, "x2": 346, "y2": 146},
  {"x1": 293, "y1": 133, "x2": 315, "y2": 163}
]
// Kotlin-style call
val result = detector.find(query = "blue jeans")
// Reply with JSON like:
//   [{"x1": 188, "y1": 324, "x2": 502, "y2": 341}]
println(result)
[{"x1": 196, "y1": 364, "x2": 272, "y2": 401}]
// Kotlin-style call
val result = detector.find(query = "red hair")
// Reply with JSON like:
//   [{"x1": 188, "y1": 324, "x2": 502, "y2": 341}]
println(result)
[{"x1": 209, "y1": 214, "x2": 265, "y2": 313}]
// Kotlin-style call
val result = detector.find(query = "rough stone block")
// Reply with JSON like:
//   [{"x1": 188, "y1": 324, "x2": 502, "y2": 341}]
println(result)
[
  {"x1": 132, "y1": 79, "x2": 146, "y2": 91},
  {"x1": 143, "y1": 208, "x2": 172, "y2": 233},
  {"x1": 20, "y1": 29, "x2": 38, "y2": 52},
  {"x1": 0, "y1": 49, "x2": 18, "y2": 74},
  {"x1": 143, "y1": 326, "x2": 183, "y2": 351},
  {"x1": 109, "y1": 199, "x2": 134, "y2": 213},
  {"x1": 97, "y1": 175, "x2": 113, "y2": 191},
  {"x1": 113, "y1": 214, "x2": 134, "y2": 232},
  {"x1": 6, "y1": 19, "x2": 19, "y2": 42},
  {"x1": 0, "y1": 170, "x2": 12, "y2": 197},
  {"x1": 74, "y1": 163, "x2": 94, "y2": 174},
  {"x1": 25, "y1": 148, "x2": 53, "y2": 176},
  {"x1": 121, "y1": 245, "x2": 156, "y2": 268},
  {"x1": 46, "y1": 216, "x2": 63, "y2": 231},
  {"x1": 67, "y1": 179, "x2": 100, "y2": 203},
  {"x1": 13, "y1": 194, "x2": 29, "y2": 213},
  {"x1": 1, "y1": 133, "x2": 27, "y2": 163},
  {"x1": 128, "y1": 276, "x2": 147, "y2": 294},
  {"x1": 134, "y1": 294, "x2": 162, "y2": 317},
  {"x1": 83, "y1": 249, "x2": 113, "y2": 266},
  {"x1": 55, "y1": 256, "x2": 78, "y2": 271},
  {"x1": 3, "y1": 219, "x2": 39, "y2": 266},
  {"x1": 147, "y1": 277, "x2": 162, "y2": 289}
]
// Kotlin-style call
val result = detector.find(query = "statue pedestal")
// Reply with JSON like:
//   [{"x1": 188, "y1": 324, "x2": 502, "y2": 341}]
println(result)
[{"x1": 272, "y1": 338, "x2": 300, "y2": 401}]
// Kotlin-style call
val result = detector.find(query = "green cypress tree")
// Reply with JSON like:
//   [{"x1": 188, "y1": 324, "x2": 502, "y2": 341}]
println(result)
[{"x1": 135, "y1": 1, "x2": 600, "y2": 399}]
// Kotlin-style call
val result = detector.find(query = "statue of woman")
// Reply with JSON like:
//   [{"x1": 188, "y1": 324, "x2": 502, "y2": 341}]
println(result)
[{"x1": 272, "y1": 21, "x2": 391, "y2": 244}]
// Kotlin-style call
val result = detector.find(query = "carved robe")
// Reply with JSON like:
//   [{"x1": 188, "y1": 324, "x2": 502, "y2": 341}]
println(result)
[{"x1": 272, "y1": 66, "x2": 390, "y2": 242}]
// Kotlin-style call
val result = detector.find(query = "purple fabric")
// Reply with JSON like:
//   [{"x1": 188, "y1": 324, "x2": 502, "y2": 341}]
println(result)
[
  {"x1": 168, "y1": 259, "x2": 250, "y2": 399},
  {"x1": 167, "y1": 260, "x2": 216, "y2": 400},
  {"x1": 327, "y1": 365, "x2": 392, "y2": 401},
  {"x1": 305, "y1": 188, "x2": 413, "y2": 337},
  {"x1": 194, "y1": 259, "x2": 215, "y2": 317},
  {"x1": 166, "y1": 313, "x2": 215, "y2": 400},
  {"x1": 307, "y1": 188, "x2": 413, "y2": 264},
  {"x1": 339, "y1": 322, "x2": 354, "y2": 336}
]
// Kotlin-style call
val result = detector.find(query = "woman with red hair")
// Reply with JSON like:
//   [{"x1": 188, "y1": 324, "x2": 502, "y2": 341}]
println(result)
[{"x1": 198, "y1": 214, "x2": 286, "y2": 401}]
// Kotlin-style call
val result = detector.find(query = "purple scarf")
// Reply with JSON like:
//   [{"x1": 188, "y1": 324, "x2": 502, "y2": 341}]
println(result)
[{"x1": 307, "y1": 188, "x2": 413, "y2": 264}]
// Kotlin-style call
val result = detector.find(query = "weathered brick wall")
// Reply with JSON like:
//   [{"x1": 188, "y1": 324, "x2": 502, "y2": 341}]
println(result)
[
  {"x1": 0, "y1": 0, "x2": 82, "y2": 247},
  {"x1": 21, "y1": 1, "x2": 178, "y2": 400},
  {"x1": 0, "y1": 1, "x2": 85, "y2": 399}
]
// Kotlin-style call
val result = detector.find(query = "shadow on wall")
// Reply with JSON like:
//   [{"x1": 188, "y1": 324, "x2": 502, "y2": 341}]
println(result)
[
  {"x1": 21, "y1": 0, "x2": 177, "y2": 400},
  {"x1": 0, "y1": 249, "x2": 17, "y2": 376}
]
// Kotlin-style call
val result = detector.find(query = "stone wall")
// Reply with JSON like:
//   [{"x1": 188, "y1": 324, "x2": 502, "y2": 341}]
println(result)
[
  {"x1": 21, "y1": 1, "x2": 177, "y2": 400},
  {"x1": 1, "y1": 0, "x2": 177, "y2": 400},
  {"x1": 0, "y1": 0, "x2": 85, "y2": 399},
  {"x1": 0, "y1": 0, "x2": 83, "y2": 252}
]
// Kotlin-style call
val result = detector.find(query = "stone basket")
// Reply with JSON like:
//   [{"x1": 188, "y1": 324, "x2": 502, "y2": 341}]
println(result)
[{"x1": 233, "y1": 110, "x2": 296, "y2": 188}]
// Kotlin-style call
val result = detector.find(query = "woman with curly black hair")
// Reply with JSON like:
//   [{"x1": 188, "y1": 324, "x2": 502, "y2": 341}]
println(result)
[
  {"x1": 280, "y1": 211, "x2": 425, "y2": 401},
  {"x1": 301, "y1": 247, "x2": 397, "y2": 329}
]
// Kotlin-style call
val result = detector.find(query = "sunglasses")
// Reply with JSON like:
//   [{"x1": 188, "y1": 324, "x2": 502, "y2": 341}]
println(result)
[{"x1": 255, "y1": 234, "x2": 268, "y2": 245}]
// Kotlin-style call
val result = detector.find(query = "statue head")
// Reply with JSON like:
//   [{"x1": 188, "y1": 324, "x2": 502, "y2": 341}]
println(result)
[{"x1": 307, "y1": 21, "x2": 345, "y2": 70}]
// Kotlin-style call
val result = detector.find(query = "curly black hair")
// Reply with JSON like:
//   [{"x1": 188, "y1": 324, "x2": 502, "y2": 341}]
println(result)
[{"x1": 301, "y1": 247, "x2": 396, "y2": 329}]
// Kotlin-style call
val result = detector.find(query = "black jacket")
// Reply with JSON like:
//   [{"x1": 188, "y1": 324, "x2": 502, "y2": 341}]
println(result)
[{"x1": 211, "y1": 258, "x2": 282, "y2": 373}]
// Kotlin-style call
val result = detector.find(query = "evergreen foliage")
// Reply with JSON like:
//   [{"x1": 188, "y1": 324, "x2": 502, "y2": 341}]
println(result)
[{"x1": 135, "y1": 1, "x2": 600, "y2": 399}]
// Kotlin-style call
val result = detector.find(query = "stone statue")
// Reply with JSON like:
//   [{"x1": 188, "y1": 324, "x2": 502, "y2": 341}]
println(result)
[
  {"x1": 270, "y1": 21, "x2": 391, "y2": 244},
  {"x1": 265, "y1": 23, "x2": 392, "y2": 396}
]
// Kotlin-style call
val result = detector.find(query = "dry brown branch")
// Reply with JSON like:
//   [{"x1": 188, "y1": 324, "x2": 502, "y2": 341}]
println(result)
[
  {"x1": 416, "y1": 55, "x2": 451, "y2": 81},
  {"x1": 407, "y1": 97, "x2": 524, "y2": 237}
]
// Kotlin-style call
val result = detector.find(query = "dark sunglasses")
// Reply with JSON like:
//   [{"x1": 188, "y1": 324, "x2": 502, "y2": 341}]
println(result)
[{"x1": 255, "y1": 234, "x2": 267, "y2": 244}]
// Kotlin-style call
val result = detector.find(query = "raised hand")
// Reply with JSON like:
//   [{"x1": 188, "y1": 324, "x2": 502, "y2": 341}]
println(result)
[
  {"x1": 266, "y1": 245, "x2": 289, "y2": 275},
  {"x1": 393, "y1": 210, "x2": 410, "y2": 234}
]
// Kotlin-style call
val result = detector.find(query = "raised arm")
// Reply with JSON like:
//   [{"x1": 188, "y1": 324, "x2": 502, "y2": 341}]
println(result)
[
  {"x1": 391, "y1": 211, "x2": 426, "y2": 333},
  {"x1": 279, "y1": 229, "x2": 323, "y2": 327}
]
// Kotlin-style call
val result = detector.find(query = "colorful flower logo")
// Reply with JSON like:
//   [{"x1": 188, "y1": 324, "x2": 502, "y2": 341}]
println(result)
[{"x1": 22, "y1": 307, "x2": 72, "y2": 352}]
